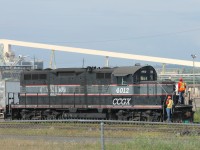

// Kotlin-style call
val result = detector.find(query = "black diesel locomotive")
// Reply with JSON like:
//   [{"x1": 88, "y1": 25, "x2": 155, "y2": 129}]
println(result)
[{"x1": 8, "y1": 65, "x2": 193, "y2": 122}]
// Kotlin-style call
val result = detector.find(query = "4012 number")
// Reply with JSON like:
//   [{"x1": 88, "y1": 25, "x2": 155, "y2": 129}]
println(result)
[{"x1": 116, "y1": 87, "x2": 130, "y2": 94}]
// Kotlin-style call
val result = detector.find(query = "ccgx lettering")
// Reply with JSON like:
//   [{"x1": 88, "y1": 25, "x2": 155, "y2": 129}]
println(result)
[{"x1": 113, "y1": 98, "x2": 131, "y2": 105}]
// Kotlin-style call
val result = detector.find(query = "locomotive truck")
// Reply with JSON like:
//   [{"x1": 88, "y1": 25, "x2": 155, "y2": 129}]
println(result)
[{"x1": 5, "y1": 65, "x2": 193, "y2": 122}]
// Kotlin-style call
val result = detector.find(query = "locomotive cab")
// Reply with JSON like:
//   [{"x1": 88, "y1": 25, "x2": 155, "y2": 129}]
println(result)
[{"x1": 112, "y1": 65, "x2": 157, "y2": 85}]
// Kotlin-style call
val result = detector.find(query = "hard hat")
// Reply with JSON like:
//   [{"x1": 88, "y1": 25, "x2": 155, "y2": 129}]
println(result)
[{"x1": 167, "y1": 96, "x2": 171, "y2": 99}]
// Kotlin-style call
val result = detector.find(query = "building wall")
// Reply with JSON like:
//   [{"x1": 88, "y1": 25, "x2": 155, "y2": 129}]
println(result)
[{"x1": 0, "y1": 80, "x2": 20, "y2": 110}]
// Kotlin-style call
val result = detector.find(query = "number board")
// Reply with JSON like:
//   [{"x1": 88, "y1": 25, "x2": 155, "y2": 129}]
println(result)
[{"x1": 111, "y1": 86, "x2": 133, "y2": 94}]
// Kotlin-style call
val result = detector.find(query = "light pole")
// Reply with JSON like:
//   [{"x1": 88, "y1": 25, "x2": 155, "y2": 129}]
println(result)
[{"x1": 191, "y1": 54, "x2": 197, "y2": 97}]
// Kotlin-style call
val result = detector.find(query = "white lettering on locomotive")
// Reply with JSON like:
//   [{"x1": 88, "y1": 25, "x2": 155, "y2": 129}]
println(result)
[
  {"x1": 116, "y1": 87, "x2": 130, "y2": 94},
  {"x1": 39, "y1": 86, "x2": 48, "y2": 93},
  {"x1": 113, "y1": 98, "x2": 131, "y2": 105},
  {"x1": 58, "y1": 86, "x2": 66, "y2": 93}
]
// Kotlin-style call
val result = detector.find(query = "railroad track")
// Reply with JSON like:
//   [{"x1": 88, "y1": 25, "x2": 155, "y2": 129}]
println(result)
[{"x1": 0, "y1": 119, "x2": 199, "y2": 134}]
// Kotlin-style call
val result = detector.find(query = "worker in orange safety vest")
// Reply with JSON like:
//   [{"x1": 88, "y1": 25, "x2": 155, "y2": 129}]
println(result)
[
  {"x1": 178, "y1": 78, "x2": 186, "y2": 104},
  {"x1": 166, "y1": 95, "x2": 173, "y2": 122}
]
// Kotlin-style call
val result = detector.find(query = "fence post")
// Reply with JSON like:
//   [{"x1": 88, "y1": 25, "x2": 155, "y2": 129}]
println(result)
[{"x1": 100, "y1": 122, "x2": 105, "y2": 150}]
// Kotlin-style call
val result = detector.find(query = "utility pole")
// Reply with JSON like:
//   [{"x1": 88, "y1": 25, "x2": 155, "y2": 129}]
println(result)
[
  {"x1": 105, "y1": 56, "x2": 109, "y2": 67},
  {"x1": 33, "y1": 55, "x2": 35, "y2": 69},
  {"x1": 162, "y1": 63, "x2": 166, "y2": 74},
  {"x1": 49, "y1": 49, "x2": 56, "y2": 69},
  {"x1": 0, "y1": 44, "x2": 6, "y2": 65},
  {"x1": 191, "y1": 54, "x2": 197, "y2": 97},
  {"x1": 82, "y1": 58, "x2": 85, "y2": 68}
]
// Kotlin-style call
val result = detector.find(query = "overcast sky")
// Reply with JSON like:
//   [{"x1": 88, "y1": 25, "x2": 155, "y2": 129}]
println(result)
[{"x1": 1, "y1": 0, "x2": 200, "y2": 68}]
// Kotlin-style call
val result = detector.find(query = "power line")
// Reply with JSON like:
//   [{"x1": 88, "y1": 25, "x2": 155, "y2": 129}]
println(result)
[{"x1": 41, "y1": 27, "x2": 200, "y2": 44}]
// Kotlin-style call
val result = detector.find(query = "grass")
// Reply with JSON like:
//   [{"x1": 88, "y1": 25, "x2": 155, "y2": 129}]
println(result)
[
  {"x1": 0, "y1": 139, "x2": 101, "y2": 150},
  {"x1": 0, "y1": 135, "x2": 200, "y2": 150},
  {"x1": 0, "y1": 123, "x2": 173, "y2": 138},
  {"x1": 194, "y1": 108, "x2": 200, "y2": 122},
  {"x1": 106, "y1": 136, "x2": 200, "y2": 150},
  {"x1": 0, "y1": 122, "x2": 200, "y2": 150}
]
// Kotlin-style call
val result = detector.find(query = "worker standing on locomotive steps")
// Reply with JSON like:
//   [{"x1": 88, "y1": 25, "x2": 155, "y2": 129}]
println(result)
[
  {"x1": 166, "y1": 95, "x2": 173, "y2": 122},
  {"x1": 178, "y1": 78, "x2": 186, "y2": 104}
]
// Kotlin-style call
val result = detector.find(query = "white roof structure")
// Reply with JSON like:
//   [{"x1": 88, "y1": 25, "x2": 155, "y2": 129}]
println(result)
[{"x1": 0, "y1": 39, "x2": 199, "y2": 67}]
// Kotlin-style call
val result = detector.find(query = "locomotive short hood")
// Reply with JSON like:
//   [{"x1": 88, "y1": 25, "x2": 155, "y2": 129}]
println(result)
[{"x1": 112, "y1": 65, "x2": 156, "y2": 77}]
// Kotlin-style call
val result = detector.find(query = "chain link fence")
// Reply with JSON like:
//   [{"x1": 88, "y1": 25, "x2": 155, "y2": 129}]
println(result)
[{"x1": 0, "y1": 120, "x2": 200, "y2": 150}]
